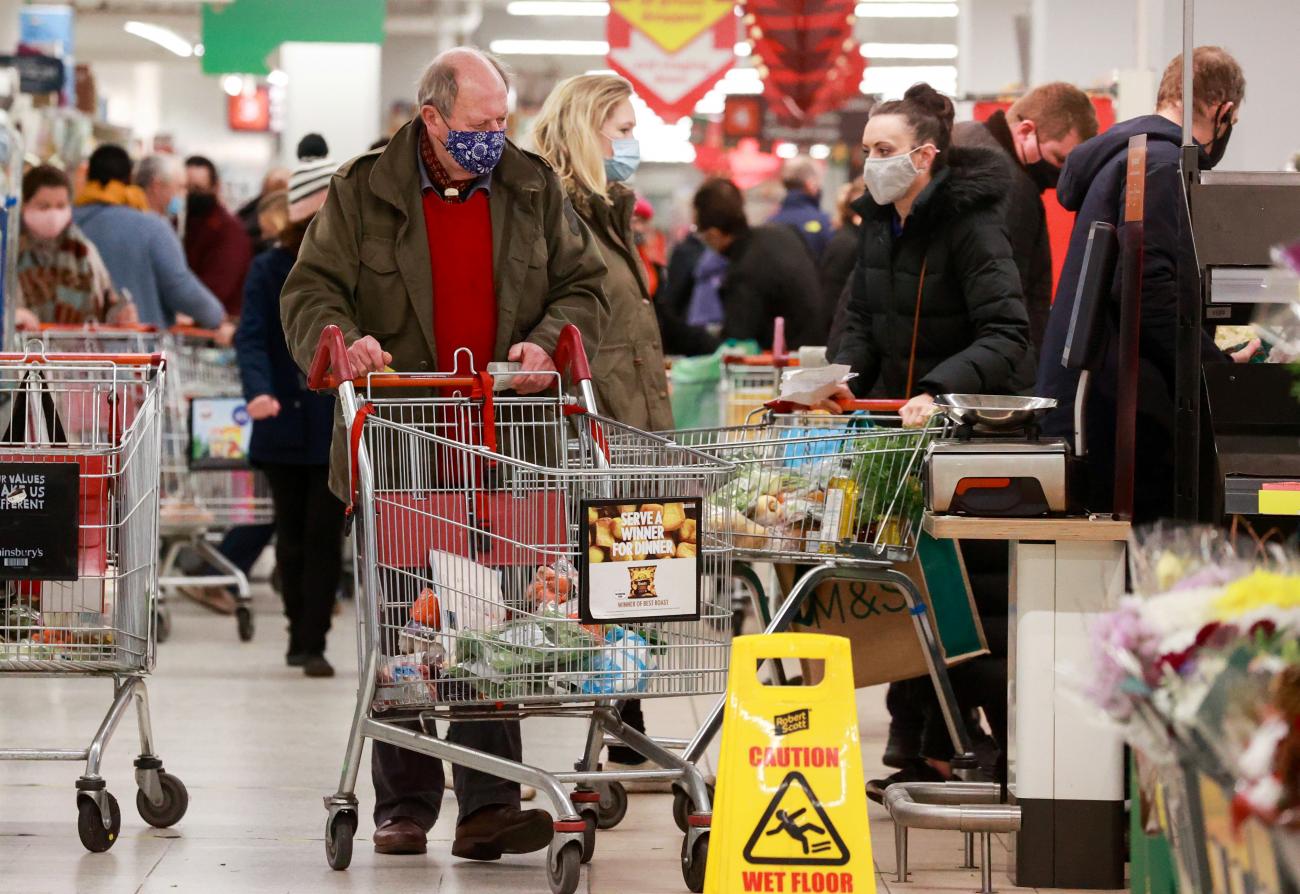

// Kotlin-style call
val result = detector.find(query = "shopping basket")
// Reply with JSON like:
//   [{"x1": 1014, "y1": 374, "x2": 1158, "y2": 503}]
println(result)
[
  {"x1": 664, "y1": 396, "x2": 979, "y2": 782},
  {"x1": 0, "y1": 341, "x2": 188, "y2": 852},
  {"x1": 309, "y1": 323, "x2": 733, "y2": 894},
  {"x1": 158, "y1": 325, "x2": 272, "y2": 642}
]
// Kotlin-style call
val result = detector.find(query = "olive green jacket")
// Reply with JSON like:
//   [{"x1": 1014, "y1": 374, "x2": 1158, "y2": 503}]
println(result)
[
  {"x1": 280, "y1": 119, "x2": 610, "y2": 498},
  {"x1": 578, "y1": 183, "x2": 673, "y2": 432}
]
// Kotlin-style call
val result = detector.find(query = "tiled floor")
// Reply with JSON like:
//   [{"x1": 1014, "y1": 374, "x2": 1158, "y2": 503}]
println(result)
[{"x1": 0, "y1": 581, "x2": 1124, "y2": 893}]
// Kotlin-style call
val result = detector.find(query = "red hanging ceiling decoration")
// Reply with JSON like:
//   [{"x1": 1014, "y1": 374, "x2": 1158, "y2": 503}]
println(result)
[{"x1": 744, "y1": 0, "x2": 865, "y2": 125}]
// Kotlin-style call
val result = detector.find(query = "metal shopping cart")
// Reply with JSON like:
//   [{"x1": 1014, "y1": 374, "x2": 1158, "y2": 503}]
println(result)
[
  {"x1": 309, "y1": 324, "x2": 734, "y2": 894},
  {"x1": 0, "y1": 342, "x2": 188, "y2": 852},
  {"x1": 664, "y1": 397, "x2": 978, "y2": 790},
  {"x1": 158, "y1": 326, "x2": 273, "y2": 642},
  {"x1": 717, "y1": 319, "x2": 800, "y2": 428}
]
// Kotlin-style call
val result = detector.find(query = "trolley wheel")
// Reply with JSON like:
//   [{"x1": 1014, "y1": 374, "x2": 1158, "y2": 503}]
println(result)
[
  {"x1": 547, "y1": 840, "x2": 582, "y2": 894},
  {"x1": 671, "y1": 782, "x2": 715, "y2": 834},
  {"x1": 682, "y1": 832, "x2": 709, "y2": 893},
  {"x1": 236, "y1": 606, "x2": 255, "y2": 642},
  {"x1": 325, "y1": 810, "x2": 357, "y2": 871},
  {"x1": 155, "y1": 608, "x2": 171, "y2": 644},
  {"x1": 77, "y1": 792, "x2": 121, "y2": 853},
  {"x1": 579, "y1": 810, "x2": 597, "y2": 864},
  {"x1": 136, "y1": 772, "x2": 189, "y2": 828},
  {"x1": 596, "y1": 780, "x2": 628, "y2": 830}
]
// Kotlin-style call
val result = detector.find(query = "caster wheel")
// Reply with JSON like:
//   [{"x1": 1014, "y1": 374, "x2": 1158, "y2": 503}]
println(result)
[
  {"x1": 236, "y1": 606, "x2": 254, "y2": 642},
  {"x1": 136, "y1": 772, "x2": 189, "y2": 828},
  {"x1": 681, "y1": 832, "x2": 709, "y2": 893},
  {"x1": 77, "y1": 792, "x2": 121, "y2": 853},
  {"x1": 325, "y1": 810, "x2": 356, "y2": 870},
  {"x1": 672, "y1": 782, "x2": 715, "y2": 833},
  {"x1": 155, "y1": 609, "x2": 171, "y2": 644},
  {"x1": 596, "y1": 780, "x2": 628, "y2": 830},
  {"x1": 547, "y1": 841, "x2": 582, "y2": 894},
  {"x1": 579, "y1": 810, "x2": 597, "y2": 864}
]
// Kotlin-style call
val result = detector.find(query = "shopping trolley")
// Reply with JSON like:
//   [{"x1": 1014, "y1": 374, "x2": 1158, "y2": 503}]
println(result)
[
  {"x1": 664, "y1": 397, "x2": 978, "y2": 793},
  {"x1": 0, "y1": 342, "x2": 188, "y2": 852},
  {"x1": 157, "y1": 326, "x2": 272, "y2": 641},
  {"x1": 309, "y1": 324, "x2": 734, "y2": 894},
  {"x1": 718, "y1": 317, "x2": 800, "y2": 427}
]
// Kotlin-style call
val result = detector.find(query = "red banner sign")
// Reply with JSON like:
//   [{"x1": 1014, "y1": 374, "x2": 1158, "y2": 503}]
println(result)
[{"x1": 606, "y1": 6, "x2": 735, "y2": 123}]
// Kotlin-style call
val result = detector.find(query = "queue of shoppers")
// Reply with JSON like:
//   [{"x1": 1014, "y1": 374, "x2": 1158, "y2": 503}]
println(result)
[{"x1": 8, "y1": 35, "x2": 1261, "y2": 872}]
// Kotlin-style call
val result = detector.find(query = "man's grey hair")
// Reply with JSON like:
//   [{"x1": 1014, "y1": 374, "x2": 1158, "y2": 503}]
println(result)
[
  {"x1": 134, "y1": 153, "x2": 183, "y2": 189},
  {"x1": 416, "y1": 47, "x2": 512, "y2": 119},
  {"x1": 781, "y1": 155, "x2": 820, "y2": 192}
]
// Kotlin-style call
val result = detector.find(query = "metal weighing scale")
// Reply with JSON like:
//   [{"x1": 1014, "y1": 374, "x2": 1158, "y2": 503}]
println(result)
[{"x1": 925, "y1": 395, "x2": 1069, "y2": 517}]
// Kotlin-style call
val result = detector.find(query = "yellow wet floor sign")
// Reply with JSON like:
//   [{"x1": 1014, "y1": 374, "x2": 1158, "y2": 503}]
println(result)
[{"x1": 706, "y1": 633, "x2": 873, "y2": 894}]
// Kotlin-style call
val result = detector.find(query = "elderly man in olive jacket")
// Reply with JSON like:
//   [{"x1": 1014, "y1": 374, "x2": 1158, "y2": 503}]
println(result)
[{"x1": 280, "y1": 48, "x2": 609, "y2": 862}]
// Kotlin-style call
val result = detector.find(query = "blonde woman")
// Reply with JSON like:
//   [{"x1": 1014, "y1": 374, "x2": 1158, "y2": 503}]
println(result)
[
  {"x1": 530, "y1": 74, "x2": 672, "y2": 433},
  {"x1": 530, "y1": 74, "x2": 673, "y2": 787}
]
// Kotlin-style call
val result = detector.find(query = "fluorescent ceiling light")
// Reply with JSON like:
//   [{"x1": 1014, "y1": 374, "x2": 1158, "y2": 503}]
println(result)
[
  {"x1": 861, "y1": 64, "x2": 958, "y2": 98},
  {"x1": 734, "y1": 42, "x2": 752, "y2": 57},
  {"x1": 221, "y1": 75, "x2": 244, "y2": 97},
  {"x1": 266, "y1": 69, "x2": 288, "y2": 87},
  {"x1": 123, "y1": 21, "x2": 194, "y2": 57},
  {"x1": 856, "y1": 2, "x2": 958, "y2": 18},
  {"x1": 489, "y1": 39, "x2": 609, "y2": 55},
  {"x1": 860, "y1": 42, "x2": 959, "y2": 59},
  {"x1": 507, "y1": 1, "x2": 609, "y2": 15},
  {"x1": 775, "y1": 142, "x2": 798, "y2": 159},
  {"x1": 809, "y1": 144, "x2": 831, "y2": 160}
]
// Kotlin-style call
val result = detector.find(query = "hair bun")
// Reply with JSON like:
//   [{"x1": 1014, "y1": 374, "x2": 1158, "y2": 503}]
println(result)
[{"x1": 903, "y1": 82, "x2": 955, "y2": 129}]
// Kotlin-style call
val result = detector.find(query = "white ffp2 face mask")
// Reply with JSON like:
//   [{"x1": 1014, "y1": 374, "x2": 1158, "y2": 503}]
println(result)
[{"x1": 862, "y1": 145, "x2": 929, "y2": 205}]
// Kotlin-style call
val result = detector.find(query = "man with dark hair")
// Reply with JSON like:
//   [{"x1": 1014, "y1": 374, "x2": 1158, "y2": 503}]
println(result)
[
  {"x1": 951, "y1": 81, "x2": 1099, "y2": 387},
  {"x1": 296, "y1": 132, "x2": 330, "y2": 160},
  {"x1": 694, "y1": 177, "x2": 825, "y2": 349},
  {"x1": 74, "y1": 144, "x2": 226, "y2": 331},
  {"x1": 768, "y1": 154, "x2": 832, "y2": 260},
  {"x1": 1038, "y1": 46, "x2": 1254, "y2": 520},
  {"x1": 184, "y1": 154, "x2": 253, "y2": 316}
]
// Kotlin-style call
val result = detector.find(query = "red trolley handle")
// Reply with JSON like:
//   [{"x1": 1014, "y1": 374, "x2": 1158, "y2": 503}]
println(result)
[
  {"x1": 771, "y1": 316, "x2": 788, "y2": 366},
  {"x1": 0, "y1": 351, "x2": 164, "y2": 365},
  {"x1": 552, "y1": 323, "x2": 592, "y2": 386},
  {"x1": 763, "y1": 397, "x2": 907, "y2": 415},
  {"x1": 169, "y1": 324, "x2": 228, "y2": 340},
  {"x1": 306, "y1": 324, "x2": 485, "y2": 392},
  {"x1": 37, "y1": 322, "x2": 159, "y2": 333}
]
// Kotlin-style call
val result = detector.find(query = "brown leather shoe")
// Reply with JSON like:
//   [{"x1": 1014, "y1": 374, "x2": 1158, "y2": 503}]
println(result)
[
  {"x1": 373, "y1": 817, "x2": 427, "y2": 855},
  {"x1": 451, "y1": 805, "x2": 553, "y2": 861}
]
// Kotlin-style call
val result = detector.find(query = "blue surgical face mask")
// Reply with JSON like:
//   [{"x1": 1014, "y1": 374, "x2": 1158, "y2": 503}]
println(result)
[
  {"x1": 166, "y1": 194, "x2": 183, "y2": 217},
  {"x1": 604, "y1": 138, "x2": 641, "y2": 182},
  {"x1": 443, "y1": 128, "x2": 506, "y2": 176}
]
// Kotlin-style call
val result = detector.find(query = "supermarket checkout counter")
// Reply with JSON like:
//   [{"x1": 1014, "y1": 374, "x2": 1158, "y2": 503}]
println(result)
[{"x1": 923, "y1": 512, "x2": 1129, "y2": 889}]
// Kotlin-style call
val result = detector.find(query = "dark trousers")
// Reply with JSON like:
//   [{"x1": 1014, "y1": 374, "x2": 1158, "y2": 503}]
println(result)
[
  {"x1": 262, "y1": 464, "x2": 343, "y2": 656},
  {"x1": 608, "y1": 699, "x2": 646, "y2": 764},
  {"x1": 372, "y1": 718, "x2": 523, "y2": 830},
  {"x1": 217, "y1": 523, "x2": 275, "y2": 574}
]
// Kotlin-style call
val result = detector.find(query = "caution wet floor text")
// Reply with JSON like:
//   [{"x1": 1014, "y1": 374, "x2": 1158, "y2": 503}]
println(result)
[{"x1": 705, "y1": 633, "x2": 873, "y2": 894}]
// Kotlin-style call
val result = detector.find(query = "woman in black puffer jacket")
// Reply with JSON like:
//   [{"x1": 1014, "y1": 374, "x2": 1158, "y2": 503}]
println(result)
[{"x1": 832, "y1": 84, "x2": 1029, "y2": 423}]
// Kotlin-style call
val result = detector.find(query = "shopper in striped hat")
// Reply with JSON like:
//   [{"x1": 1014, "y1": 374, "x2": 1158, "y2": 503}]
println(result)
[{"x1": 232, "y1": 157, "x2": 343, "y2": 678}]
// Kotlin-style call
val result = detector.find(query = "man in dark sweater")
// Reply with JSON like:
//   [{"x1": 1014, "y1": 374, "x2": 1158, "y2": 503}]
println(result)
[
  {"x1": 693, "y1": 177, "x2": 826, "y2": 350},
  {"x1": 1038, "y1": 47, "x2": 1255, "y2": 521},
  {"x1": 951, "y1": 82, "x2": 1098, "y2": 390},
  {"x1": 183, "y1": 155, "x2": 253, "y2": 317}
]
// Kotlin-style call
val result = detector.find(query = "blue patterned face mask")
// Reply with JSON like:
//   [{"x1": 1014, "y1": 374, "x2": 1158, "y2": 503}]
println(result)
[{"x1": 443, "y1": 128, "x2": 506, "y2": 176}]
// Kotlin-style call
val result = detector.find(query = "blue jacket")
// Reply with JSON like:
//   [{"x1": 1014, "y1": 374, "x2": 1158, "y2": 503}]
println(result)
[
  {"x1": 234, "y1": 248, "x2": 335, "y2": 466},
  {"x1": 73, "y1": 203, "x2": 224, "y2": 328},
  {"x1": 768, "y1": 192, "x2": 831, "y2": 260},
  {"x1": 1036, "y1": 114, "x2": 1224, "y2": 518}
]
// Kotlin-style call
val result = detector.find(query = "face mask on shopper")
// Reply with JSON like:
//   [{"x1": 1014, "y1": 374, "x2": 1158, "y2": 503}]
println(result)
[
  {"x1": 187, "y1": 191, "x2": 217, "y2": 218},
  {"x1": 443, "y1": 128, "x2": 506, "y2": 176},
  {"x1": 23, "y1": 207, "x2": 71, "y2": 240},
  {"x1": 1026, "y1": 131, "x2": 1061, "y2": 192},
  {"x1": 166, "y1": 195, "x2": 184, "y2": 217},
  {"x1": 604, "y1": 138, "x2": 641, "y2": 182},
  {"x1": 861, "y1": 145, "x2": 930, "y2": 205},
  {"x1": 1198, "y1": 104, "x2": 1234, "y2": 170}
]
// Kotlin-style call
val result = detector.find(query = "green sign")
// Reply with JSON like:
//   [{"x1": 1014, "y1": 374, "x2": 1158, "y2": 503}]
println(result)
[{"x1": 200, "y1": 0, "x2": 385, "y2": 75}]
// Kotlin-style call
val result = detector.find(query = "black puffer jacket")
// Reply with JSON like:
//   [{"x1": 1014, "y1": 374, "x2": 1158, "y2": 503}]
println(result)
[{"x1": 834, "y1": 145, "x2": 1029, "y2": 398}]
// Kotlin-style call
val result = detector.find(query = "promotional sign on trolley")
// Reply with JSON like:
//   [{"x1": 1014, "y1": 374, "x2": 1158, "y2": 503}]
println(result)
[
  {"x1": 580, "y1": 497, "x2": 702, "y2": 622},
  {"x1": 605, "y1": 0, "x2": 735, "y2": 123}
]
